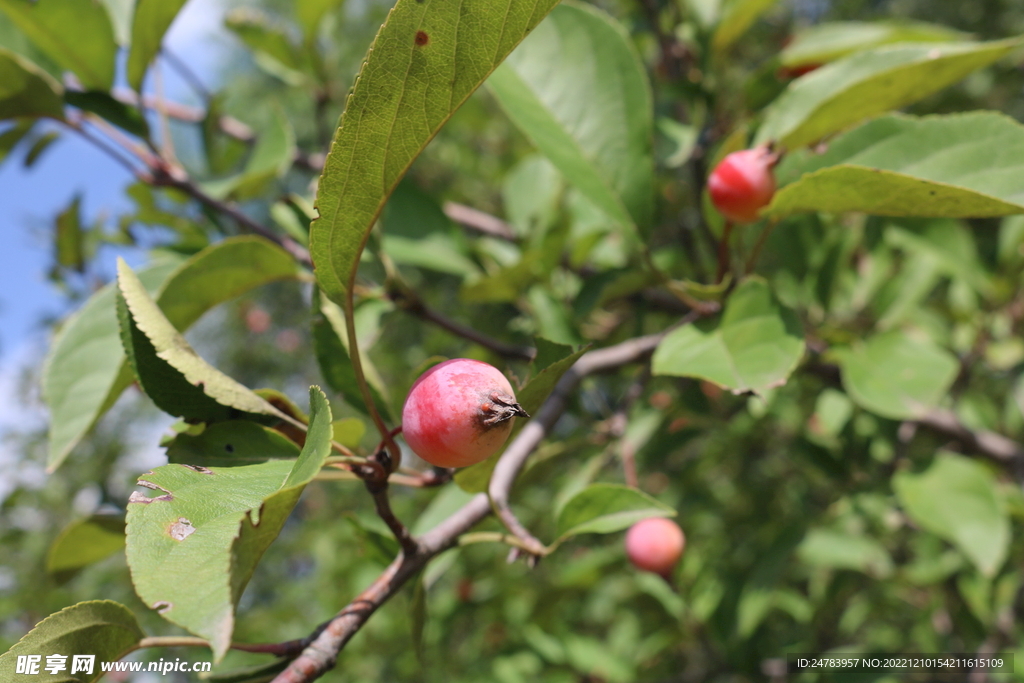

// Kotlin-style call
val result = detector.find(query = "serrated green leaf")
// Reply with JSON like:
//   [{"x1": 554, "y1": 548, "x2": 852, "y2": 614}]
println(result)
[
  {"x1": 835, "y1": 330, "x2": 958, "y2": 420},
  {"x1": 556, "y1": 483, "x2": 676, "y2": 541},
  {"x1": 712, "y1": 0, "x2": 780, "y2": 53},
  {"x1": 0, "y1": 0, "x2": 118, "y2": 90},
  {"x1": 46, "y1": 515, "x2": 125, "y2": 576},
  {"x1": 126, "y1": 0, "x2": 189, "y2": 92},
  {"x1": 755, "y1": 37, "x2": 1023, "y2": 149},
  {"x1": 166, "y1": 421, "x2": 301, "y2": 467},
  {"x1": 455, "y1": 341, "x2": 587, "y2": 493},
  {"x1": 206, "y1": 109, "x2": 296, "y2": 201},
  {"x1": 779, "y1": 20, "x2": 968, "y2": 68},
  {"x1": 44, "y1": 258, "x2": 182, "y2": 472},
  {"x1": 0, "y1": 47, "x2": 64, "y2": 120},
  {"x1": 126, "y1": 387, "x2": 332, "y2": 661},
  {"x1": 894, "y1": 452, "x2": 1009, "y2": 577},
  {"x1": 488, "y1": 1, "x2": 652, "y2": 231},
  {"x1": 0, "y1": 601, "x2": 144, "y2": 683},
  {"x1": 116, "y1": 258, "x2": 285, "y2": 421},
  {"x1": 768, "y1": 113, "x2": 1024, "y2": 219},
  {"x1": 64, "y1": 90, "x2": 149, "y2": 138},
  {"x1": 45, "y1": 237, "x2": 300, "y2": 471},
  {"x1": 310, "y1": 0, "x2": 559, "y2": 307},
  {"x1": 381, "y1": 181, "x2": 480, "y2": 277},
  {"x1": 652, "y1": 278, "x2": 805, "y2": 395}
]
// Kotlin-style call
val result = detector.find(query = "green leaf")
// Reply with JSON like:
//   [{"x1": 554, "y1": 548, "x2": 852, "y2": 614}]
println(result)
[
  {"x1": 331, "y1": 417, "x2": 365, "y2": 448},
  {"x1": 126, "y1": 0, "x2": 189, "y2": 92},
  {"x1": 206, "y1": 109, "x2": 296, "y2": 201},
  {"x1": 755, "y1": 37, "x2": 1024, "y2": 150},
  {"x1": 23, "y1": 128, "x2": 58, "y2": 166},
  {"x1": 116, "y1": 258, "x2": 286, "y2": 422},
  {"x1": 712, "y1": 0, "x2": 780, "y2": 53},
  {"x1": 0, "y1": 47, "x2": 64, "y2": 120},
  {"x1": 311, "y1": 292, "x2": 392, "y2": 418},
  {"x1": 166, "y1": 421, "x2": 301, "y2": 467},
  {"x1": 45, "y1": 237, "x2": 300, "y2": 471},
  {"x1": 225, "y1": 8, "x2": 307, "y2": 85},
  {"x1": 46, "y1": 515, "x2": 126, "y2": 577},
  {"x1": 0, "y1": 0, "x2": 118, "y2": 90},
  {"x1": 768, "y1": 113, "x2": 1024, "y2": 218},
  {"x1": 779, "y1": 20, "x2": 968, "y2": 68},
  {"x1": 44, "y1": 257, "x2": 182, "y2": 472},
  {"x1": 296, "y1": 0, "x2": 344, "y2": 40},
  {"x1": 487, "y1": 1, "x2": 653, "y2": 231},
  {"x1": 652, "y1": 277, "x2": 805, "y2": 395},
  {"x1": 126, "y1": 387, "x2": 332, "y2": 660},
  {"x1": 555, "y1": 483, "x2": 676, "y2": 541},
  {"x1": 797, "y1": 528, "x2": 893, "y2": 577},
  {"x1": 0, "y1": 119, "x2": 35, "y2": 165},
  {"x1": 310, "y1": 0, "x2": 560, "y2": 307},
  {"x1": 0, "y1": 601, "x2": 144, "y2": 683},
  {"x1": 835, "y1": 330, "x2": 958, "y2": 420},
  {"x1": 54, "y1": 194, "x2": 84, "y2": 272},
  {"x1": 156, "y1": 236, "x2": 302, "y2": 330},
  {"x1": 64, "y1": 90, "x2": 150, "y2": 138},
  {"x1": 455, "y1": 340, "x2": 587, "y2": 493},
  {"x1": 893, "y1": 452, "x2": 1010, "y2": 577},
  {"x1": 381, "y1": 181, "x2": 480, "y2": 277}
]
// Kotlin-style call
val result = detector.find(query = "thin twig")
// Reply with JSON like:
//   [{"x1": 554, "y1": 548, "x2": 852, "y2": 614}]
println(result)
[
  {"x1": 134, "y1": 636, "x2": 306, "y2": 657},
  {"x1": 153, "y1": 171, "x2": 313, "y2": 267},
  {"x1": 442, "y1": 201, "x2": 518, "y2": 241},
  {"x1": 62, "y1": 121, "x2": 145, "y2": 179},
  {"x1": 162, "y1": 48, "x2": 212, "y2": 101},
  {"x1": 488, "y1": 331, "x2": 675, "y2": 558},
  {"x1": 716, "y1": 220, "x2": 734, "y2": 283},
  {"x1": 271, "y1": 327, "x2": 698, "y2": 683},
  {"x1": 388, "y1": 284, "x2": 535, "y2": 361}
]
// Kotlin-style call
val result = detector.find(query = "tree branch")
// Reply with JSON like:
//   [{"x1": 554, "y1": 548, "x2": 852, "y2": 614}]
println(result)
[
  {"x1": 442, "y1": 201, "x2": 518, "y2": 241},
  {"x1": 152, "y1": 170, "x2": 313, "y2": 268},
  {"x1": 270, "y1": 327, "x2": 686, "y2": 682}
]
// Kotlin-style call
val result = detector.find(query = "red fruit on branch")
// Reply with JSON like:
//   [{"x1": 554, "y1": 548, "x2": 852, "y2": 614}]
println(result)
[
  {"x1": 401, "y1": 358, "x2": 528, "y2": 468},
  {"x1": 625, "y1": 517, "x2": 685, "y2": 578},
  {"x1": 708, "y1": 146, "x2": 778, "y2": 224}
]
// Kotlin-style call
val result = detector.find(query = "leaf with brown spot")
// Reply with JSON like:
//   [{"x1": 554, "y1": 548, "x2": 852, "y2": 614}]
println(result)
[{"x1": 126, "y1": 387, "x2": 334, "y2": 661}]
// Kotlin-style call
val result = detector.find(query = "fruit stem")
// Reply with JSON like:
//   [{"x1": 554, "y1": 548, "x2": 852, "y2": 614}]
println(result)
[{"x1": 716, "y1": 220, "x2": 734, "y2": 284}]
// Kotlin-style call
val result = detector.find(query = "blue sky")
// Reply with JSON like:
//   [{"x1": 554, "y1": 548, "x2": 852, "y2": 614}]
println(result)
[{"x1": 0, "y1": 0, "x2": 235, "y2": 493}]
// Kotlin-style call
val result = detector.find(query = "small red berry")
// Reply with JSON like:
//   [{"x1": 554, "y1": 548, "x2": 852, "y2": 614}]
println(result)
[
  {"x1": 625, "y1": 517, "x2": 685, "y2": 578},
  {"x1": 401, "y1": 358, "x2": 528, "y2": 468},
  {"x1": 708, "y1": 146, "x2": 778, "y2": 224}
]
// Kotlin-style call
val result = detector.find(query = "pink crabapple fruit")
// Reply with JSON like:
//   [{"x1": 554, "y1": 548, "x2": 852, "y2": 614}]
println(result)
[
  {"x1": 401, "y1": 358, "x2": 529, "y2": 468},
  {"x1": 707, "y1": 146, "x2": 778, "y2": 224},
  {"x1": 625, "y1": 517, "x2": 686, "y2": 578}
]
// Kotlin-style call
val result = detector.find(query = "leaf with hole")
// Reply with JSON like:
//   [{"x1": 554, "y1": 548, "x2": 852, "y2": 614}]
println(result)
[{"x1": 126, "y1": 387, "x2": 333, "y2": 660}]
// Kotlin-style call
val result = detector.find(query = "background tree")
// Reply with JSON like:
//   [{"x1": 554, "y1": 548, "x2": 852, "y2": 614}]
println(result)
[{"x1": 2, "y1": 0, "x2": 1024, "y2": 682}]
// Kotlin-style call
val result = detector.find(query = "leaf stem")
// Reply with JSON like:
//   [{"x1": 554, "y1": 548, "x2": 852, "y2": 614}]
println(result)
[{"x1": 716, "y1": 220, "x2": 734, "y2": 283}]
